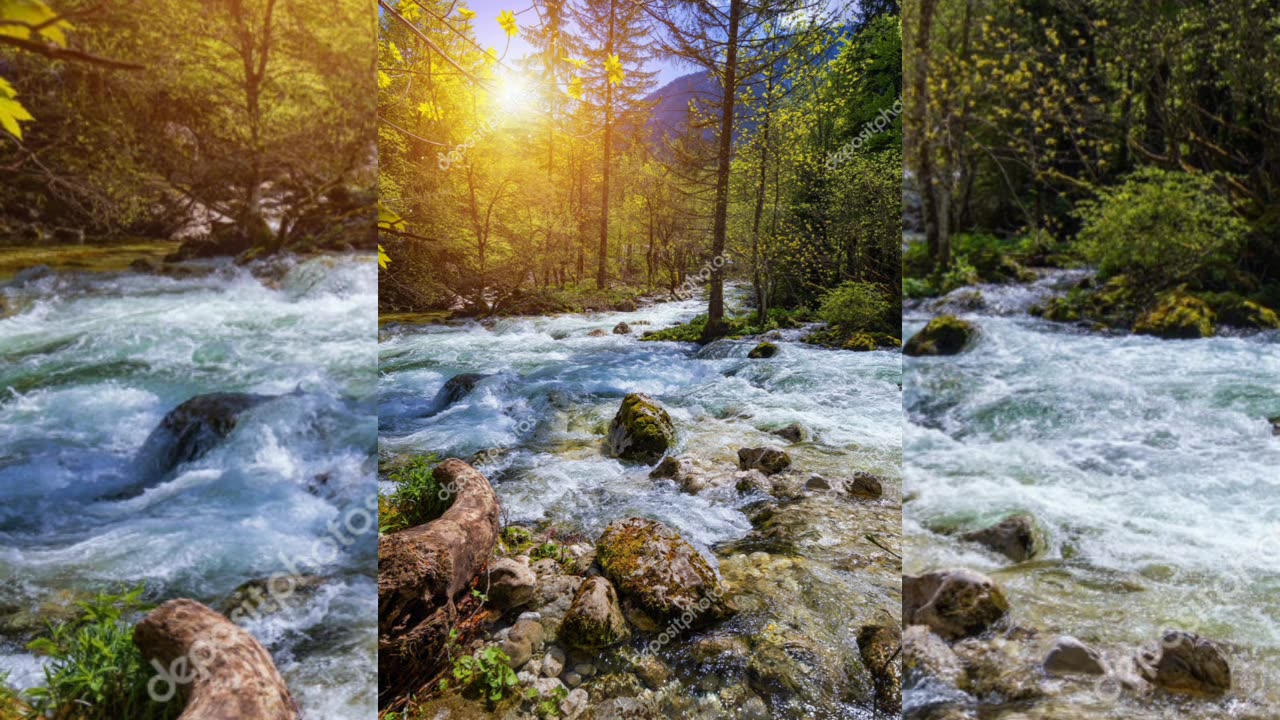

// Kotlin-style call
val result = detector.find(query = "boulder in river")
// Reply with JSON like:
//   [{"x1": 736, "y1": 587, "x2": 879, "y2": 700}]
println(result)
[
  {"x1": 1043, "y1": 635, "x2": 1106, "y2": 676},
  {"x1": 904, "y1": 569, "x2": 1009, "y2": 640},
  {"x1": 596, "y1": 517, "x2": 736, "y2": 626},
  {"x1": 607, "y1": 393, "x2": 676, "y2": 464},
  {"x1": 841, "y1": 472, "x2": 884, "y2": 499},
  {"x1": 559, "y1": 576, "x2": 630, "y2": 650},
  {"x1": 904, "y1": 315, "x2": 979, "y2": 357},
  {"x1": 771, "y1": 422, "x2": 808, "y2": 443},
  {"x1": 1134, "y1": 292, "x2": 1215, "y2": 339},
  {"x1": 747, "y1": 342, "x2": 779, "y2": 359},
  {"x1": 1269, "y1": 416, "x2": 1279, "y2": 436},
  {"x1": 134, "y1": 392, "x2": 272, "y2": 481},
  {"x1": 737, "y1": 446, "x2": 792, "y2": 475},
  {"x1": 588, "y1": 328, "x2": 609, "y2": 337},
  {"x1": 434, "y1": 372, "x2": 489, "y2": 408},
  {"x1": 859, "y1": 621, "x2": 903, "y2": 713},
  {"x1": 1136, "y1": 630, "x2": 1231, "y2": 697},
  {"x1": 960, "y1": 514, "x2": 1046, "y2": 563},
  {"x1": 613, "y1": 322, "x2": 632, "y2": 335}
]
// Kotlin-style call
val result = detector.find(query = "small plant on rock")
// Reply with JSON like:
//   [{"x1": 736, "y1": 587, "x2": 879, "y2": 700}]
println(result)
[{"x1": 452, "y1": 646, "x2": 518, "y2": 704}]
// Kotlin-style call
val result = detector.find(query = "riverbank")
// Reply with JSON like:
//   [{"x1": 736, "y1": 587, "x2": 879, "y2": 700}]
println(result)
[
  {"x1": 378, "y1": 293, "x2": 904, "y2": 719},
  {"x1": 0, "y1": 253, "x2": 378, "y2": 718},
  {"x1": 903, "y1": 273, "x2": 1280, "y2": 718}
]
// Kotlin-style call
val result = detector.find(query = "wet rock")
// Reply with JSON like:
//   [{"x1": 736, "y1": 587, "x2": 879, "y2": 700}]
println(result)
[
  {"x1": 561, "y1": 688, "x2": 589, "y2": 719},
  {"x1": 805, "y1": 474, "x2": 832, "y2": 491},
  {"x1": 737, "y1": 446, "x2": 792, "y2": 475},
  {"x1": 1270, "y1": 416, "x2": 1279, "y2": 436},
  {"x1": 735, "y1": 469, "x2": 772, "y2": 495},
  {"x1": 588, "y1": 673, "x2": 644, "y2": 701},
  {"x1": 488, "y1": 557, "x2": 538, "y2": 610},
  {"x1": 220, "y1": 574, "x2": 327, "y2": 618},
  {"x1": 903, "y1": 569, "x2": 1009, "y2": 640},
  {"x1": 596, "y1": 517, "x2": 736, "y2": 626},
  {"x1": 501, "y1": 637, "x2": 533, "y2": 669},
  {"x1": 613, "y1": 322, "x2": 632, "y2": 335},
  {"x1": 772, "y1": 422, "x2": 808, "y2": 443},
  {"x1": 904, "y1": 315, "x2": 979, "y2": 357},
  {"x1": 631, "y1": 653, "x2": 670, "y2": 689},
  {"x1": 953, "y1": 636, "x2": 1043, "y2": 702},
  {"x1": 960, "y1": 514, "x2": 1046, "y2": 563},
  {"x1": 560, "y1": 577, "x2": 630, "y2": 650},
  {"x1": 747, "y1": 342, "x2": 779, "y2": 359},
  {"x1": 434, "y1": 372, "x2": 489, "y2": 407},
  {"x1": 1136, "y1": 630, "x2": 1231, "y2": 697},
  {"x1": 902, "y1": 625, "x2": 965, "y2": 689},
  {"x1": 607, "y1": 393, "x2": 676, "y2": 464},
  {"x1": 588, "y1": 328, "x2": 609, "y2": 337},
  {"x1": 574, "y1": 662, "x2": 596, "y2": 679},
  {"x1": 649, "y1": 455, "x2": 701, "y2": 493},
  {"x1": 841, "y1": 472, "x2": 884, "y2": 499},
  {"x1": 1134, "y1": 291, "x2": 1215, "y2": 339},
  {"x1": 1043, "y1": 636, "x2": 1106, "y2": 676},
  {"x1": 564, "y1": 670, "x2": 582, "y2": 687},
  {"x1": 543, "y1": 646, "x2": 566, "y2": 677},
  {"x1": 746, "y1": 624, "x2": 842, "y2": 716},
  {"x1": 134, "y1": 392, "x2": 271, "y2": 481},
  {"x1": 859, "y1": 621, "x2": 903, "y2": 713},
  {"x1": 0, "y1": 589, "x2": 91, "y2": 641}
]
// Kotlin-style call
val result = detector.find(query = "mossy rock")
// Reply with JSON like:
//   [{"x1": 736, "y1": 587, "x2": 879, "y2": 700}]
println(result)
[
  {"x1": 842, "y1": 332, "x2": 878, "y2": 352},
  {"x1": 1202, "y1": 292, "x2": 1280, "y2": 330},
  {"x1": 607, "y1": 393, "x2": 675, "y2": 464},
  {"x1": 559, "y1": 576, "x2": 630, "y2": 650},
  {"x1": 596, "y1": 517, "x2": 736, "y2": 626},
  {"x1": 747, "y1": 341, "x2": 779, "y2": 359},
  {"x1": 903, "y1": 315, "x2": 979, "y2": 357},
  {"x1": 1134, "y1": 291, "x2": 1215, "y2": 339}
]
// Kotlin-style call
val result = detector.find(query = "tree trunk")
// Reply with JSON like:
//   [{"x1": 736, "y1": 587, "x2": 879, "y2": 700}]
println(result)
[
  {"x1": 701, "y1": 0, "x2": 742, "y2": 342},
  {"x1": 378, "y1": 459, "x2": 502, "y2": 703},
  {"x1": 596, "y1": 0, "x2": 616, "y2": 290},
  {"x1": 134, "y1": 599, "x2": 300, "y2": 720}
]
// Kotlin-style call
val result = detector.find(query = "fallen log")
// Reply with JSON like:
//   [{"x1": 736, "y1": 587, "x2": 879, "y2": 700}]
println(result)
[
  {"x1": 133, "y1": 599, "x2": 299, "y2": 720},
  {"x1": 378, "y1": 458, "x2": 502, "y2": 703}
]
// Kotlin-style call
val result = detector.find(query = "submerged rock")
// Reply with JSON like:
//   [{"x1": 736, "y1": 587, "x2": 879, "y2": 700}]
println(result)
[
  {"x1": 737, "y1": 446, "x2": 792, "y2": 475},
  {"x1": 1134, "y1": 292, "x2": 1215, "y2": 339},
  {"x1": 960, "y1": 514, "x2": 1046, "y2": 563},
  {"x1": 1269, "y1": 416, "x2": 1279, "y2": 436},
  {"x1": 434, "y1": 372, "x2": 489, "y2": 407},
  {"x1": 904, "y1": 316, "x2": 979, "y2": 357},
  {"x1": 559, "y1": 576, "x2": 630, "y2": 650},
  {"x1": 903, "y1": 569, "x2": 1009, "y2": 640},
  {"x1": 842, "y1": 472, "x2": 884, "y2": 499},
  {"x1": 613, "y1": 322, "x2": 632, "y2": 335},
  {"x1": 771, "y1": 422, "x2": 808, "y2": 443},
  {"x1": 859, "y1": 621, "x2": 903, "y2": 712},
  {"x1": 220, "y1": 575, "x2": 327, "y2": 618},
  {"x1": 1043, "y1": 635, "x2": 1106, "y2": 676},
  {"x1": 747, "y1": 342, "x2": 779, "y2": 359},
  {"x1": 134, "y1": 392, "x2": 272, "y2": 482},
  {"x1": 1136, "y1": 630, "x2": 1231, "y2": 697},
  {"x1": 746, "y1": 623, "x2": 844, "y2": 716},
  {"x1": 595, "y1": 517, "x2": 735, "y2": 626},
  {"x1": 588, "y1": 328, "x2": 609, "y2": 337},
  {"x1": 607, "y1": 394, "x2": 676, "y2": 464}
]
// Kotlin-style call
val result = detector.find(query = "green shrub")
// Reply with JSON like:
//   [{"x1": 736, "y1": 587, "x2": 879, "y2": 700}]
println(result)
[
  {"x1": 1074, "y1": 168, "x2": 1248, "y2": 288},
  {"x1": 902, "y1": 277, "x2": 937, "y2": 299},
  {"x1": 379, "y1": 454, "x2": 451, "y2": 534},
  {"x1": 24, "y1": 588, "x2": 180, "y2": 720},
  {"x1": 452, "y1": 646, "x2": 518, "y2": 704},
  {"x1": 817, "y1": 281, "x2": 891, "y2": 332},
  {"x1": 939, "y1": 256, "x2": 980, "y2": 293}
]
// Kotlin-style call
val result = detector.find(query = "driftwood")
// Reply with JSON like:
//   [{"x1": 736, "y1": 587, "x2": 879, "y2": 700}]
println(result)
[
  {"x1": 133, "y1": 599, "x2": 299, "y2": 720},
  {"x1": 378, "y1": 459, "x2": 502, "y2": 702}
]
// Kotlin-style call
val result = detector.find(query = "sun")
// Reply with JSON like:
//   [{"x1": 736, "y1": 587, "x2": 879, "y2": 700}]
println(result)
[{"x1": 495, "y1": 71, "x2": 532, "y2": 112}]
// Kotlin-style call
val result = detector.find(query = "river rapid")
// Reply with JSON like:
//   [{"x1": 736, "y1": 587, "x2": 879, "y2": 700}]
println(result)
[
  {"x1": 379, "y1": 291, "x2": 903, "y2": 719},
  {"x1": 905, "y1": 272, "x2": 1280, "y2": 718},
  {"x1": 0, "y1": 254, "x2": 378, "y2": 718}
]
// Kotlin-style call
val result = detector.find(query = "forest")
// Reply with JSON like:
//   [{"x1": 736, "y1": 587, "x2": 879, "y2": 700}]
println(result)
[
  {"x1": 905, "y1": 0, "x2": 1280, "y2": 338},
  {"x1": 0, "y1": 0, "x2": 377, "y2": 259},
  {"x1": 377, "y1": 0, "x2": 903, "y2": 347}
]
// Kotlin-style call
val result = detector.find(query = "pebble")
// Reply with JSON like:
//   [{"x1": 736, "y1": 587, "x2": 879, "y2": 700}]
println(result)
[
  {"x1": 563, "y1": 671, "x2": 582, "y2": 688},
  {"x1": 573, "y1": 662, "x2": 596, "y2": 678}
]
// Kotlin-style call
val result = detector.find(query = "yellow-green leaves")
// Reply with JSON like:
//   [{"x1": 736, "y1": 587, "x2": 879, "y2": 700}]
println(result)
[
  {"x1": 418, "y1": 100, "x2": 442, "y2": 121},
  {"x1": 0, "y1": 77, "x2": 33, "y2": 139},
  {"x1": 497, "y1": 10, "x2": 518, "y2": 38},
  {"x1": 563, "y1": 56, "x2": 587, "y2": 70},
  {"x1": 378, "y1": 245, "x2": 391, "y2": 269},
  {"x1": 567, "y1": 76, "x2": 584, "y2": 100},
  {"x1": 605, "y1": 54, "x2": 625, "y2": 85},
  {"x1": 457, "y1": 7, "x2": 476, "y2": 21},
  {"x1": 378, "y1": 71, "x2": 392, "y2": 90},
  {"x1": 0, "y1": 0, "x2": 72, "y2": 45}
]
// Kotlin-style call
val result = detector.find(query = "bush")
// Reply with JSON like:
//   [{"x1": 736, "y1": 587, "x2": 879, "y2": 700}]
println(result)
[
  {"x1": 817, "y1": 281, "x2": 892, "y2": 332},
  {"x1": 24, "y1": 588, "x2": 180, "y2": 720},
  {"x1": 379, "y1": 454, "x2": 451, "y2": 534},
  {"x1": 1074, "y1": 168, "x2": 1248, "y2": 288},
  {"x1": 451, "y1": 646, "x2": 518, "y2": 704}
]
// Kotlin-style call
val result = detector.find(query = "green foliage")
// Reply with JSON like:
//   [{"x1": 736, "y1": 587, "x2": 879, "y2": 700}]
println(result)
[
  {"x1": 24, "y1": 587, "x2": 180, "y2": 720},
  {"x1": 452, "y1": 646, "x2": 518, "y2": 704},
  {"x1": 1074, "y1": 169, "x2": 1248, "y2": 288},
  {"x1": 379, "y1": 454, "x2": 451, "y2": 534},
  {"x1": 534, "y1": 685, "x2": 570, "y2": 718},
  {"x1": 817, "y1": 281, "x2": 891, "y2": 332}
]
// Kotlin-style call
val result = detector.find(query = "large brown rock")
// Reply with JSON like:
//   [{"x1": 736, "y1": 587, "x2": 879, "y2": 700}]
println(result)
[
  {"x1": 1136, "y1": 630, "x2": 1231, "y2": 697},
  {"x1": 903, "y1": 569, "x2": 1009, "y2": 640},
  {"x1": 607, "y1": 394, "x2": 676, "y2": 464},
  {"x1": 960, "y1": 514, "x2": 1046, "y2": 563},
  {"x1": 737, "y1": 446, "x2": 792, "y2": 475},
  {"x1": 596, "y1": 517, "x2": 735, "y2": 626},
  {"x1": 134, "y1": 599, "x2": 299, "y2": 719},
  {"x1": 378, "y1": 460, "x2": 502, "y2": 698},
  {"x1": 134, "y1": 392, "x2": 271, "y2": 481},
  {"x1": 559, "y1": 576, "x2": 630, "y2": 650}
]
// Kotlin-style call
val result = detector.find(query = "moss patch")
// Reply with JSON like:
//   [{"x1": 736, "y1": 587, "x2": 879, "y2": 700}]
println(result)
[
  {"x1": 903, "y1": 315, "x2": 979, "y2": 356},
  {"x1": 1134, "y1": 291, "x2": 1216, "y2": 339},
  {"x1": 607, "y1": 394, "x2": 675, "y2": 463}
]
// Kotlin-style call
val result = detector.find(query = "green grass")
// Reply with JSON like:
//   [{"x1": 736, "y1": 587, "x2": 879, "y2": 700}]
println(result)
[{"x1": 379, "y1": 455, "x2": 451, "y2": 534}]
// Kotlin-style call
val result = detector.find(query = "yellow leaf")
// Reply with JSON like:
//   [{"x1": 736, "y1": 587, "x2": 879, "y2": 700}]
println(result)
[
  {"x1": 418, "y1": 100, "x2": 442, "y2": 121},
  {"x1": 605, "y1": 54, "x2": 624, "y2": 86},
  {"x1": 0, "y1": 77, "x2": 33, "y2": 139},
  {"x1": 378, "y1": 245, "x2": 391, "y2": 269},
  {"x1": 458, "y1": 7, "x2": 477, "y2": 20},
  {"x1": 567, "y1": 76, "x2": 584, "y2": 100},
  {"x1": 378, "y1": 71, "x2": 392, "y2": 90},
  {"x1": 0, "y1": 0, "x2": 71, "y2": 46},
  {"x1": 563, "y1": 55, "x2": 587, "y2": 69},
  {"x1": 497, "y1": 9, "x2": 518, "y2": 37}
]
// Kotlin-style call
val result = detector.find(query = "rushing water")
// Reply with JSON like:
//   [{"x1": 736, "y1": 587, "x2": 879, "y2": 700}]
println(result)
[
  {"x1": 904, "y1": 276, "x2": 1280, "y2": 718},
  {"x1": 0, "y1": 254, "x2": 378, "y2": 719},
  {"x1": 379, "y1": 292, "x2": 903, "y2": 718}
]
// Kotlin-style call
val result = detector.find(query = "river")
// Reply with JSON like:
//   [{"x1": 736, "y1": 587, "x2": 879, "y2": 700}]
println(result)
[
  {"x1": 904, "y1": 271, "x2": 1280, "y2": 718},
  {"x1": 0, "y1": 254, "x2": 378, "y2": 719},
  {"x1": 379, "y1": 291, "x2": 903, "y2": 718}
]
